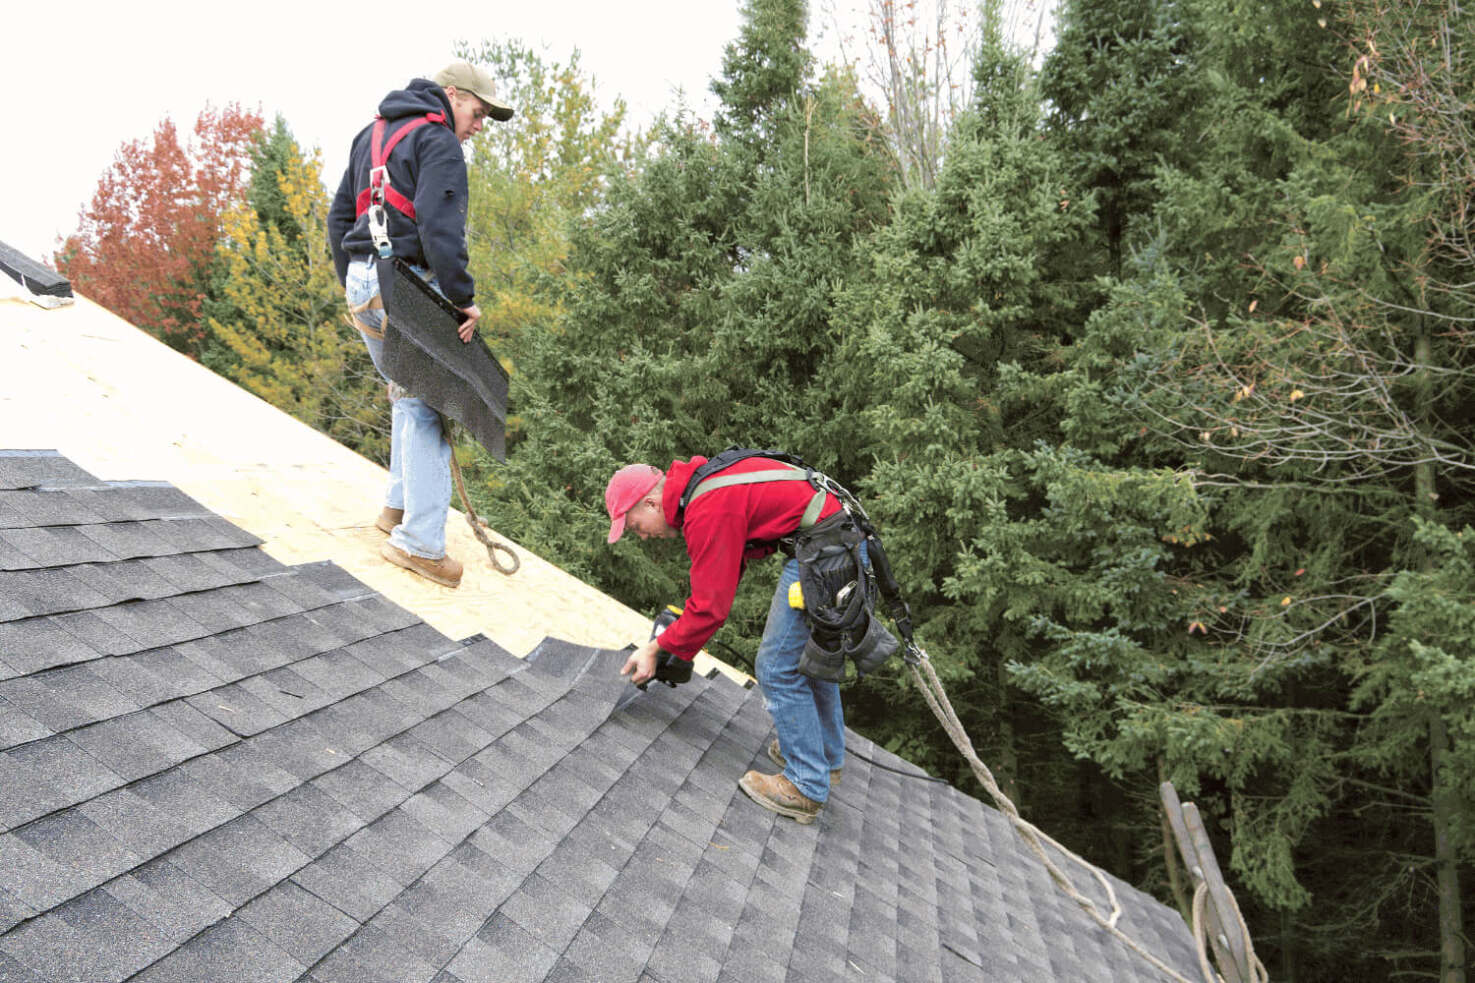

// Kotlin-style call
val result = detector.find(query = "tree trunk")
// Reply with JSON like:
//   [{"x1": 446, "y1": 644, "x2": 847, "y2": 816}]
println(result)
[
  {"x1": 1430, "y1": 712, "x2": 1467, "y2": 983},
  {"x1": 995, "y1": 656, "x2": 1019, "y2": 804},
  {"x1": 1416, "y1": 320, "x2": 1465, "y2": 983},
  {"x1": 1280, "y1": 907, "x2": 1297, "y2": 983}
]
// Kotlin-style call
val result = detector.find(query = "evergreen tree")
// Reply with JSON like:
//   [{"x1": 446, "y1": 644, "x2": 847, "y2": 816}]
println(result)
[
  {"x1": 486, "y1": 0, "x2": 895, "y2": 645},
  {"x1": 826, "y1": 29, "x2": 1101, "y2": 805},
  {"x1": 1038, "y1": 0, "x2": 1200, "y2": 279},
  {"x1": 453, "y1": 39, "x2": 634, "y2": 362},
  {"x1": 1016, "y1": 0, "x2": 1475, "y2": 975},
  {"x1": 208, "y1": 120, "x2": 387, "y2": 461}
]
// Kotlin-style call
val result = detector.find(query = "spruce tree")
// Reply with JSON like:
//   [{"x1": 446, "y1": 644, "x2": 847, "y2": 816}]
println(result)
[
  {"x1": 485, "y1": 0, "x2": 895, "y2": 640},
  {"x1": 1021, "y1": 0, "x2": 1475, "y2": 975}
]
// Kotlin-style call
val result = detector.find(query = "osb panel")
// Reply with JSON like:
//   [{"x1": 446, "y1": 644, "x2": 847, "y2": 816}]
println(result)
[{"x1": 0, "y1": 294, "x2": 739, "y2": 682}]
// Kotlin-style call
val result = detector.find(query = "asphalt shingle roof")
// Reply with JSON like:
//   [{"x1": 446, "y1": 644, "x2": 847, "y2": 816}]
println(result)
[{"x1": 0, "y1": 451, "x2": 1201, "y2": 982}]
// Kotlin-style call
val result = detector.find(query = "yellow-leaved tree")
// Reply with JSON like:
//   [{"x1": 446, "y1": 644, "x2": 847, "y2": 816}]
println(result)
[
  {"x1": 447, "y1": 40, "x2": 638, "y2": 509},
  {"x1": 456, "y1": 39, "x2": 637, "y2": 378},
  {"x1": 208, "y1": 117, "x2": 389, "y2": 462}
]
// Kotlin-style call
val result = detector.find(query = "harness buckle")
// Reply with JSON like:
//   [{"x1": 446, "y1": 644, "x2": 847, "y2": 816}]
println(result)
[
  {"x1": 367, "y1": 165, "x2": 390, "y2": 205},
  {"x1": 366, "y1": 203, "x2": 393, "y2": 258}
]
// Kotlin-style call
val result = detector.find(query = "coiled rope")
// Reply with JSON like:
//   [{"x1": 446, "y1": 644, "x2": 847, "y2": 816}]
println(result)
[{"x1": 448, "y1": 444, "x2": 519, "y2": 575}]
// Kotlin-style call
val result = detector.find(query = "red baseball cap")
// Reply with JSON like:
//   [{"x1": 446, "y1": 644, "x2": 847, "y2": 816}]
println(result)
[{"x1": 605, "y1": 464, "x2": 664, "y2": 544}]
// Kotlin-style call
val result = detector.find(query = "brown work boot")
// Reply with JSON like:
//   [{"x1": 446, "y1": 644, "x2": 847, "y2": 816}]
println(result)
[
  {"x1": 375, "y1": 506, "x2": 403, "y2": 535},
  {"x1": 379, "y1": 541, "x2": 462, "y2": 588},
  {"x1": 739, "y1": 770, "x2": 822, "y2": 825},
  {"x1": 768, "y1": 739, "x2": 842, "y2": 786}
]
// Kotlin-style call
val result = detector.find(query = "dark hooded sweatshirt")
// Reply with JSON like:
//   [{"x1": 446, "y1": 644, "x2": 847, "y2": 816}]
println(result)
[{"x1": 328, "y1": 79, "x2": 475, "y2": 307}]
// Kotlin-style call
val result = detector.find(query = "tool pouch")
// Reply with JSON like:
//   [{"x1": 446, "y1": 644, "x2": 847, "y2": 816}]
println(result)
[
  {"x1": 798, "y1": 633, "x2": 849, "y2": 682},
  {"x1": 793, "y1": 511, "x2": 894, "y2": 682},
  {"x1": 842, "y1": 609, "x2": 899, "y2": 676}
]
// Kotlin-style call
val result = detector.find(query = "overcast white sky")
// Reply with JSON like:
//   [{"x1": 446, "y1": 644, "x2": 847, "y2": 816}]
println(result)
[{"x1": 2, "y1": 0, "x2": 1050, "y2": 263}]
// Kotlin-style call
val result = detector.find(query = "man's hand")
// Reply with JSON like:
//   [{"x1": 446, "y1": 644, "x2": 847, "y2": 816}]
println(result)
[
  {"x1": 621, "y1": 638, "x2": 661, "y2": 687},
  {"x1": 458, "y1": 304, "x2": 481, "y2": 343}
]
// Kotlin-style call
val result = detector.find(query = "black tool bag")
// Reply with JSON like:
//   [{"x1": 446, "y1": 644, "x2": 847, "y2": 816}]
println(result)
[{"x1": 793, "y1": 511, "x2": 899, "y2": 683}]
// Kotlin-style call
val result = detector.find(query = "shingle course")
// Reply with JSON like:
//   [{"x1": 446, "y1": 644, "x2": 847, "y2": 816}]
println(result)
[
  {"x1": 289, "y1": 843, "x2": 402, "y2": 924},
  {"x1": 128, "y1": 916, "x2": 305, "y2": 983},
  {"x1": 235, "y1": 880, "x2": 359, "y2": 969},
  {"x1": 1, "y1": 735, "x2": 124, "y2": 827},
  {"x1": 0, "y1": 456, "x2": 1204, "y2": 983},
  {"x1": 104, "y1": 859, "x2": 233, "y2": 945},
  {"x1": 0, "y1": 453, "x2": 97, "y2": 492}
]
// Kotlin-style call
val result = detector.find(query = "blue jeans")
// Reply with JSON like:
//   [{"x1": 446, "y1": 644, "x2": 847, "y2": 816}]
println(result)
[
  {"x1": 345, "y1": 256, "x2": 452, "y2": 559},
  {"x1": 756, "y1": 555, "x2": 846, "y2": 803}
]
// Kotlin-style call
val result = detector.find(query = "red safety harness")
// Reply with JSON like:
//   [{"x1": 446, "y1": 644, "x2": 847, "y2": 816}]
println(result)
[
  {"x1": 355, "y1": 112, "x2": 446, "y2": 255},
  {"x1": 354, "y1": 113, "x2": 446, "y2": 221}
]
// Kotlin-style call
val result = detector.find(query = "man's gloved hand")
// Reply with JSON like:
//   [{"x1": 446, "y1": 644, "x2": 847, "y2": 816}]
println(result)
[
  {"x1": 621, "y1": 638, "x2": 692, "y2": 690},
  {"x1": 649, "y1": 649, "x2": 692, "y2": 688}
]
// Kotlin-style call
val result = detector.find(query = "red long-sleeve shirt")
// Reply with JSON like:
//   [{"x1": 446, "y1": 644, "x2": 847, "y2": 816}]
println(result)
[{"x1": 655, "y1": 456, "x2": 841, "y2": 660}]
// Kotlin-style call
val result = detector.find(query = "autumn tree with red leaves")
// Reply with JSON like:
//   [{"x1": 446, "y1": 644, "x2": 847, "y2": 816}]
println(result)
[{"x1": 55, "y1": 104, "x2": 264, "y2": 356}]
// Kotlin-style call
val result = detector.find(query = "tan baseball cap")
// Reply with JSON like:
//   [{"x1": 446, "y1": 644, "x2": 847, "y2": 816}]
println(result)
[{"x1": 433, "y1": 60, "x2": 514, "y2": 121}]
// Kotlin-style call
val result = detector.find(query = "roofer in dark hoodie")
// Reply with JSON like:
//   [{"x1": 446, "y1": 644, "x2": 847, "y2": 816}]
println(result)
[
  {"x1": 606, "y1": 455, "x2": 854, "y2": 825},
  {"x1": 328, "y1": 61, "x2": 512, "y2": 589}
]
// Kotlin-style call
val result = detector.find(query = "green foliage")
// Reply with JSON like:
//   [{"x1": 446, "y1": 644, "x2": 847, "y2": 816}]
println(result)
[
  {"x1": 1040, "y1": 0, "x2": 1202, "y2": 278},
  {"x1": 208, "y1": 121, "x2": 389, "y2": 461},
  {"x1": 453, "y1": 39, "x2": 634, "y2": 363},
  {"x1": 485, "y1": 0, "x2": 895, "y2": 638},
  {"x1": 1356, "y1": 521, "x2": 1475, "y2": 849},
  {"x1": 1027, "y1": 0, "x2": 1475, "y2": 973},
  {"x1": 711, "y1": 0, "x2": 811, "y2": 150},
  {"x1": 103, "y1": 2, "x2": 1469, "y2": 977},
  {"x1": 444, "y1": 40, "x2": 639, "y2": 536}
]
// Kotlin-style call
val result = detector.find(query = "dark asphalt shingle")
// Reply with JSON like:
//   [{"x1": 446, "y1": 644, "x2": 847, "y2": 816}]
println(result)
[
  {"x1": 65, "y1": 711, "x2": 205, "y2": 783},
  {"x1": 234, "y1": 879, "x2": 360, "y2": 969},
  {"x1": 73, "y1": 522, "x2": 180, "y2": 562},
  {"x1": 104, "y1": 858, "x2": 233, "y2": 945},
  {"x1": 1, "y1": 735, "x2": 125, "y2": 829},
  {"x1": 289, "y1": 843, "x2": 403, "y2": 924},
  {"x1": 0, "y1": 453, "x2": 97, "y2": 491},
  {"x1": 0, "y1": 699, "x2": 51, "y2": 752},
  {"x1": 1, "y1": 526, "x2": 119, "y2": 569},
  {"x1": 128, "y1": 916, "x2": 305, "y2": 983}
]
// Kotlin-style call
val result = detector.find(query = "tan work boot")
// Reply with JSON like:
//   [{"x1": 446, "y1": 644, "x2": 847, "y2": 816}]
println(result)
[
  {"x1": 375, "y1": 506, "x2": 403, "y2": 535},
  {"x1": 379, "y1": 541, "x2": 463, "y2": 588},
  {"x1": 739, "y1": 770, "x2": 822, "y2": 825},
  {"x1": 768, "y1": 738, "x2": 842, "y2": 786}
]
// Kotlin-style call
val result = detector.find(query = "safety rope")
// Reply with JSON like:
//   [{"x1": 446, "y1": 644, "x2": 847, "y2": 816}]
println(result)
[
  {"x1": 904, "y1": 646, "x2": 1212, "y2": 983},
  {"x1": 448, "y1": 443, "x2": 519, "y2": 575},
  {"x1": 1192, "y1": 880, "x2": 1269, "y2": 983}
]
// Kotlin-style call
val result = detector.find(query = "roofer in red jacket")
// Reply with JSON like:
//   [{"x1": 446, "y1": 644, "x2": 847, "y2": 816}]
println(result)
[{"x1": 606, "y1": 454, "x2": 850, "y2": 825}]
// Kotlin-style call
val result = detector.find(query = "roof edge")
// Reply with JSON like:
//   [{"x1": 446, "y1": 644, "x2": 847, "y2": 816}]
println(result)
[{"x1": 0, "y1": 240, "x2": 73, "y2": 305}]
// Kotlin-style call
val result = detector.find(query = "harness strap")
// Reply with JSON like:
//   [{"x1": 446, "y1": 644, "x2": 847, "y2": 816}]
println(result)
[
  {"x1": 685, "y1": 464, "x2": 827, "y2": 530},
  {"x1": 353, "y1": 113, "x2": 447, "y2": 221},
  {"x1": 346, "y1": 294, "x2": 386, "y2": 339}
]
